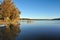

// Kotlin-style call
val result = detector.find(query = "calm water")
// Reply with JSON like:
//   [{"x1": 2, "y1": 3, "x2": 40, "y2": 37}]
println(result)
[{"x1": 0, "y1": 20, "x2": 60, "y2": 40}]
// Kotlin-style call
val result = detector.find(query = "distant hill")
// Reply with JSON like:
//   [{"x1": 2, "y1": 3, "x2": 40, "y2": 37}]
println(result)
[
  {"x1": 20, "y1": 18, "x2": 60, "y2": 20},
  {"x1": 20, "y1": 18, "x2": 30, "y2": 20},
  {"x1": 20, "y1": 18, "x2": 51, "y2": 20},
  {"x1": 52, "y1": 18, "x2": 60, "y2": 20}
]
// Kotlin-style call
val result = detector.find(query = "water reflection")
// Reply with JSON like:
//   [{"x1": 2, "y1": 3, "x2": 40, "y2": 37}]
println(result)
[
  {"x1": 21, "y1": 20, "x2": 34, "y2": 24},
  {"x1": 0, "y1": 24, "x2": 21, "y2": 40}
]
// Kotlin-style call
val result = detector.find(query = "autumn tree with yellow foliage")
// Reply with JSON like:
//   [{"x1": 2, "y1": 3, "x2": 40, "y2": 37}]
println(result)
[{"x1": 0, "y1": 0, "x2": 20, "y2": 27}]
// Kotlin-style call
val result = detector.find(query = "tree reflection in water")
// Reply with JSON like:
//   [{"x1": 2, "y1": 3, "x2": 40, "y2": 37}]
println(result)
[{"x1": 0, "y1": 24, "x2": 21, "y2": 40}]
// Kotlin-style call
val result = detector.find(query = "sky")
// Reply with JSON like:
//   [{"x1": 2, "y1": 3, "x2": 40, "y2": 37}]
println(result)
[{"x1": 1, "y1": 0, "x2": 60, "y2": 19}]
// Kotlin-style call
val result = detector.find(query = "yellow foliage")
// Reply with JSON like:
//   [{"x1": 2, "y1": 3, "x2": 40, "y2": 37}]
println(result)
[{"x1": 0, "y1": 0, "x2": 21, "y2": 20}]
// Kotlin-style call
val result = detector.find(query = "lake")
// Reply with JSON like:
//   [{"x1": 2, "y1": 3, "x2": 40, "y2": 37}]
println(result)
[{"x1": 0, "y1": 20, "x2": 60, "y2": 40}]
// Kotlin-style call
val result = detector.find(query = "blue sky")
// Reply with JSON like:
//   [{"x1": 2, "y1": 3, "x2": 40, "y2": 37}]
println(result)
[{"x1": 2, "y1": 0, "x2": 60, "y2": 19}]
